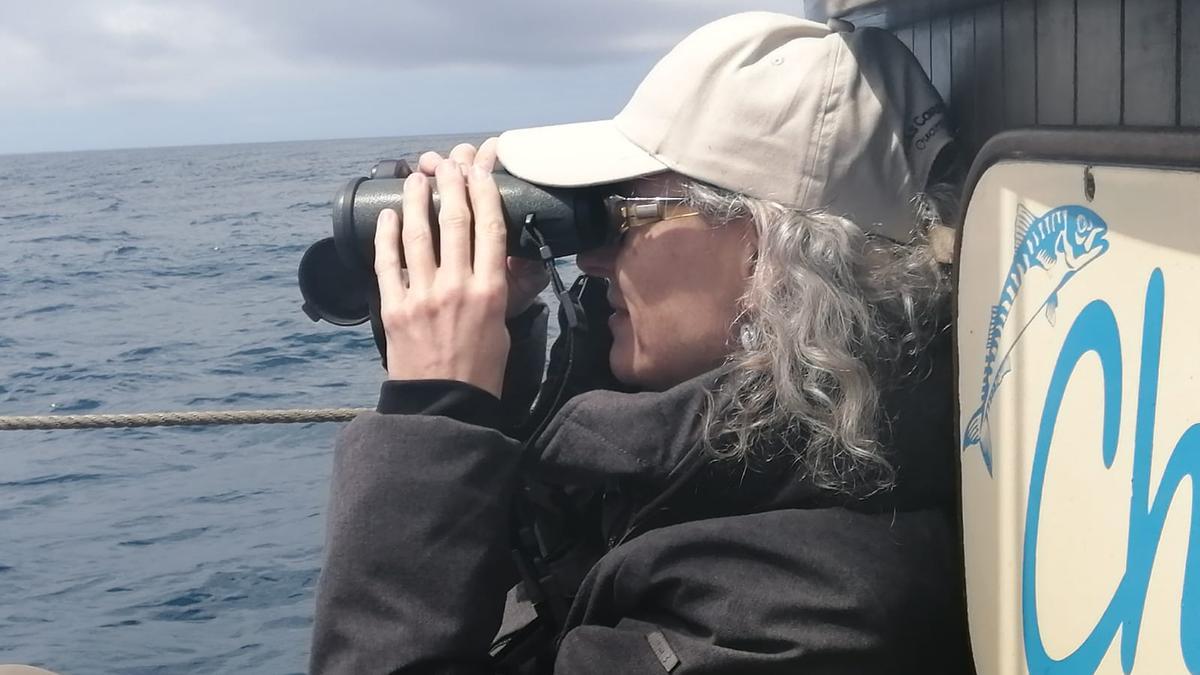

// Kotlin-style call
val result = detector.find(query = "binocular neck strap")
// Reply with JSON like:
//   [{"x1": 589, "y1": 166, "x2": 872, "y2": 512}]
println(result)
[{"x1": 521, "y1": 215, "x2": 584, "y2": 332}]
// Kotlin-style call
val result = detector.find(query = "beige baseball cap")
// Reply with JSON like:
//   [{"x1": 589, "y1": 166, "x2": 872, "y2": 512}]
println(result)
[{"x1": 497, "y1": 11, "x2": 953, "y2": 243}]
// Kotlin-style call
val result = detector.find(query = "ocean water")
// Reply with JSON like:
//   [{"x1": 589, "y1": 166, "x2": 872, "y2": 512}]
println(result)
[{"x1": 0, "y1": 135, "x2": 575, "y2": 674}]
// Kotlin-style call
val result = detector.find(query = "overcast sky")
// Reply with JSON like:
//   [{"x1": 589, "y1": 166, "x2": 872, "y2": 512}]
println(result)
[{"x1": 0, "y1": 1, "x2": 807, "y2": 155}]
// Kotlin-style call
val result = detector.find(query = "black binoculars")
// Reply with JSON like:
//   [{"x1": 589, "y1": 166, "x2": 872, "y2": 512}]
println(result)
[{"x1": 298, "y1": 159, "x2": 613, "y2": 326}]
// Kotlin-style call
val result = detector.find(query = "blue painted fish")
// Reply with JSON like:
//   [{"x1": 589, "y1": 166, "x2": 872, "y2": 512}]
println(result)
[{"x1": 963, "y1": 204, "x2": 1110, "y2": 475}]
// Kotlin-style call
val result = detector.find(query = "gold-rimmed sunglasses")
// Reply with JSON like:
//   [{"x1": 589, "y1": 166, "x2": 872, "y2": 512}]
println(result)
[{"x1": 603, "y1": 196, "x2": 700, "y2": 241}]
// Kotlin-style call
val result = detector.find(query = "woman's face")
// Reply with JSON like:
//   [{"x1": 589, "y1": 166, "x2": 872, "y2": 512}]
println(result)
[{"x1": 576, "y1": 174, "x2": 756, "y2": 391}]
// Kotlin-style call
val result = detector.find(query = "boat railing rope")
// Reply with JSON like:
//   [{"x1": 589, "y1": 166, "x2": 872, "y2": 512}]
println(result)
[{"x1": 0, "y1": 407, "x2": 372, "y2": 431}]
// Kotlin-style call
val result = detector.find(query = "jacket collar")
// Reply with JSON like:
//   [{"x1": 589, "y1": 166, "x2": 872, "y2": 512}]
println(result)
[
  {"x1": 529, "y1": 337, "x2": 958, "y2": 516},
  {"x1": 530, "y1": 369, "x2": 717, "y2": 488}
]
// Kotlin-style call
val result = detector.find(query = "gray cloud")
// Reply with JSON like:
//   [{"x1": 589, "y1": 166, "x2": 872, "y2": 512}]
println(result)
[
  {"x1": 218, "y1": 0, "x2": 802, "y2": 67},
  {"x1": 0, "y1": 1, "x2": 805, "y2": 105}
]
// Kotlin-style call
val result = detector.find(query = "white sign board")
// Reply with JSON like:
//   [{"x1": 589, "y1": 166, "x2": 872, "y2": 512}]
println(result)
[{"x1": 957, "y1": 160, "x2": 1200, "y2": 673}]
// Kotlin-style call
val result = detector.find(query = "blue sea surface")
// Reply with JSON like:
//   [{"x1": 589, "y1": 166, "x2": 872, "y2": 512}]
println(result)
[{"x1": 0, "y1": 136, "x2": 575, "y2": 674}]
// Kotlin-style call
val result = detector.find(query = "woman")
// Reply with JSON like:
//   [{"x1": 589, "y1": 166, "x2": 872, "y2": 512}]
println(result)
[{"x1": 311, "y1": 12, "x2": 969, "y2": 674}]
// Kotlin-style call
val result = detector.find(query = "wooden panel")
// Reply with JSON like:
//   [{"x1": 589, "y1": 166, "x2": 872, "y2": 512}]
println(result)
[
  {"x1": 931, "y1": 14, "x2": 954, "y2": 103},
  {"x1": 1183, "y1": 0, "x2": 1200, "y2": 126},
  {"x1": 875, "y1": 0, "x2": 1197, "y2": 164},
  {"x1": 973, "y1": 3, "x2": 1005, "y2": 146},
  {"x1": 1123, "y1": 0, "x2": 1178, "y2": 126},
  {"x1": 1002, "y1": 0, "x2": 1038, "y2": 127},
  {"x1": 805, "y1": 0, "x2": 998, "y2": 28},
  {"x1": 1036, "y1": 0, "x2": 1075, "y2": 125},
  {"x1": 1076, "y1": 0, "x2": 1123, "y2": 125},
  {"x1": 913, "y1": 17, "x2": 933, "y2": 77},
  {"x1": 951, "y1": 11, "x2": 977, "y2": 149}
]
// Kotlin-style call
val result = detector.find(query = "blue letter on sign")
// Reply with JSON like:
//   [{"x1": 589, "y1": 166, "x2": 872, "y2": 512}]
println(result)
[{"x1": 1023, "y1": 269, "x2": 1200, "y2": 673}]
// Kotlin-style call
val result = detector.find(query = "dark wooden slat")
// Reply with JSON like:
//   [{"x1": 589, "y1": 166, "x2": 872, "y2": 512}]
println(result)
[
  {"x1": 974, "y1": 3, "x2": 1006, "y2": 146},
  {"x1": 931, "y1": 14, "x2": 953, "y2": 103},
  {"x1": 1076, "y1": 0, "x2": 1123, "y2": 125},
  {"x1": 1183, "y1": 0, "x2": 1200, "y2": 126},
  {"x1": 1123, "y1": 0, "x2": 1178, "y2": 126},
  {"x1": 805, "y1": 0, "x2": 998, "y2": 28},
  {"x1": 1003, "y1": 0, "x2": 1038, "y2": 127},
  {"x1": 913, "y1": 17, "x2": 933, "y2": 79},
  {"x1": 1036, "y1": 0, "x2": 1075, "y2": 124},
  {"x1": 951, "y1": 11, "x2": 977, "y2": 150}
]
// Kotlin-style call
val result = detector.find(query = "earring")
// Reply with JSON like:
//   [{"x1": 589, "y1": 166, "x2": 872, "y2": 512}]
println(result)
[{"x1": 738, "y1": 323, "x2": 754, "y2": 350}]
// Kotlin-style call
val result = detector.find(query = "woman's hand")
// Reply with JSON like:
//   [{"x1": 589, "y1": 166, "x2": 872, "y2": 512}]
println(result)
[
  {"x1": 373, "y1": 152, "x2": 510, "y2": 398},
  {"x1": 417, "y1": 139, "x2": 551, "y2": 318}
]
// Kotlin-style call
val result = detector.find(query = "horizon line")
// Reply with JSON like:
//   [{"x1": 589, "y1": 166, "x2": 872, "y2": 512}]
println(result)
[{"x1": 0, "y1": 130, "x2": 504, "y2": 160}]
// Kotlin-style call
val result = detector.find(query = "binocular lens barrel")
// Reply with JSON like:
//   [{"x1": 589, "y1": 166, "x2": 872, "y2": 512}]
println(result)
[
  {"x1": 299, "y1": 159, "x2": 613, "y2": 326},
  {"x1": 333, "y1": 173, "x2": 610, "y2": 271}
]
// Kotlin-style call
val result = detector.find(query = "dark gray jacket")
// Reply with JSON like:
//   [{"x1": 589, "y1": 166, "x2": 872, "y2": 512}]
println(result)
[{"x1": 310, "y1": 298, "x2": 970, "y2": 674}]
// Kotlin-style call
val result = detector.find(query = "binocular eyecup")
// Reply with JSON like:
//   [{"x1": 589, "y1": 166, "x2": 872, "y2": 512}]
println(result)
[{"x1": 298, "y1": 159, "x2": 612, "y2": 326}]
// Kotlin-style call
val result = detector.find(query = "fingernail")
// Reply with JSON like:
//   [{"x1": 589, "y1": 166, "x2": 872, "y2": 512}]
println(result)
[{"x1": 470, "y1": 164, "x2": 488, "y2": 180}]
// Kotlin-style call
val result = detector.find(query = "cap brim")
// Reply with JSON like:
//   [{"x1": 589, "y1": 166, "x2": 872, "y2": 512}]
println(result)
[{"x1": 497, "y1": 120, "x2": 669, "y2": 188}]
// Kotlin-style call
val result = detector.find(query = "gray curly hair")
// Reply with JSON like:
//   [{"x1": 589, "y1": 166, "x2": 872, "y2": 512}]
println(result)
[{"x1": 679, "y1": 179, "x2": 955, "y2": 494}]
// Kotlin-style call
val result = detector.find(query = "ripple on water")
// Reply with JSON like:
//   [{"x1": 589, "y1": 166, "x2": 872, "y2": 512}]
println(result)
[
  {"x1": 49, "y1": 371, "x2": 116, "y2": 383},
  {"x1": 15, "y1": 303, "x2": 76, "y2": 318},
  {"x1": 0, "y1": 473, "x2": 109, "y2": 488},
  {"x1": 110, "y1": 514, "x2": 167, "y2": 529},
  {"x1": 282, "y1": 331, "x2": 340, "y2": 345},
  {"x1": 163, "y1": 590, "x2": 213, "y2": 607},
  {"x1": 18, "y1": 277, "x2": 70, "y2": 290},
  {"x1": 192, "y1": 489, "x2": 270, "y2": 505},
  {"x1": 107, "y1": 567, "x2": 318, "y2": 631},
  {"x1": 154, "y1": 606, "x2": 216, "y2": 622},
  {"x1": 186, "y1": 392, "x2": 288, "y2": 406},
  {"x1": 118, "y1": 527, "x2": 209, "y2": 547},
  {"x1": 30, "y1": 574, "x2": 110, "y2": 600},
  {"x1": 286, "y1": 200, "x2": 331, "y2": 212},
  {"x1": 3, "y1": 213, "x2": 62, "y2": 225},
  {"x1": 229, "y1": 346, "x2": 275, "y2": 357},
  {"x1": 257, "y1": 356, "x2": 305, "y2": 369},
  {"x1": 25, "y1": 231, "x2": 103, "y2": 243},
  {"x1": 194, "y1": 567, "x2": 318, "y2": 611},
  {"x1": 114, "y1": 345, "x2": 164, "y2": 361},
  {"x1": 48, "y1": 398, "x2": 104, "y2": 412}
]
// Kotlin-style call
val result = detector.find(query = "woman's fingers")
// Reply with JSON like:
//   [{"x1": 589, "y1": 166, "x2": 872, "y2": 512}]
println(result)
[
  {"x1": 373, "y1": 208, "x2": 406, "y2": 307},
  {"x1": 435, "y1": 161, "x2": 472, "y2": 274},
  {"x1": 474, "y1": 137, "x2": 500, "y2": 172},
  {"x1": 373, "y1": 145, "x2": 511, "y2": 396},
  {"x1": 417, "y1": 141, "x2": 492, "y2": 176},
  {"x1": 468, "y1": 164, "x2": 508, "y2": 284},
  {"x1": 397, "y1": 149, "x2": 500, "y2": 285},
  {"x1": 401, "y1": 173, "x2": 437, "y2": 288},
  {"x1": 417, "y1": 151, "x2": 443, "y2": 175},
  {"x1": 448, "y1": 143, "x2": 477, "y2": 174}
]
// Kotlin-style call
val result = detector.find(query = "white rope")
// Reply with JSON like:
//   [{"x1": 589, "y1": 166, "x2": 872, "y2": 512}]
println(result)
[{"x1": 0, "y1": 407, "x2": 373, "y2": 431}]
